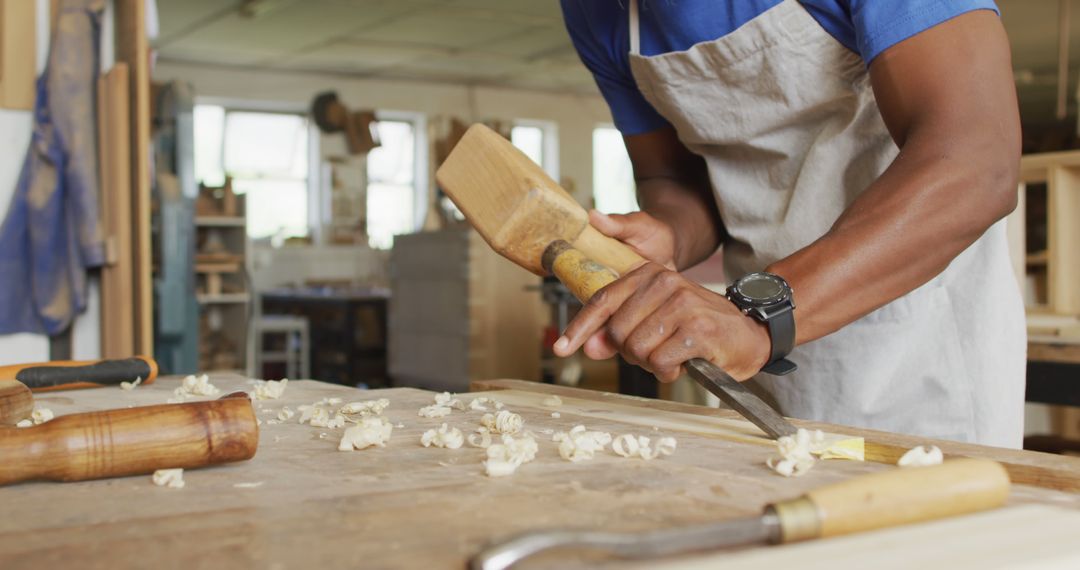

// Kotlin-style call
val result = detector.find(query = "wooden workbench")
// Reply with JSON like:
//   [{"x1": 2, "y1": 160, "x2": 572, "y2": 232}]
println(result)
[{"x1": 2, "y1": 375, "x2": 1079, "y2": 569}]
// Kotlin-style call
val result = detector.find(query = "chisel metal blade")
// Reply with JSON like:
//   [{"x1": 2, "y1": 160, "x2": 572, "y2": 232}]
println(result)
[
  {"x1": 470, "y1": 511, "x2": 781, "y2": 570},
  {"x1": 685, "y1": 357, "x2": 798, "y2": 439}
]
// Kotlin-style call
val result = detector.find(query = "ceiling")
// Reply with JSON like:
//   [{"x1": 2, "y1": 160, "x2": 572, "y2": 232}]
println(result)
[{"x1": 155, "y1": 0, "x2": 1080, "y2": 126}]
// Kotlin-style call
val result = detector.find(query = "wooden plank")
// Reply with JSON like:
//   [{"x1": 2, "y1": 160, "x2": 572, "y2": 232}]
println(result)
[
  {"x1": 0, "y1": 0, "x2": 36, "y2": 110},
  {"x1": 97, "y1": 64, "x2": 135, "y2": 359},
  {"x1": 1048, "y1": 166, "x2": 1080, "y2": 314},
  {"x1": 0, "y1": 375, "x2": 1076, "y2": 570},
  {"x1": 114, "y1": 0, "x2": 153, "y2": 357},
  {"x1": 1029, "y1": 341, "x2": 1080, "y2": 364},
  {"x1": 472, "y1": 379, "x2": 1080, "y2": 492}
]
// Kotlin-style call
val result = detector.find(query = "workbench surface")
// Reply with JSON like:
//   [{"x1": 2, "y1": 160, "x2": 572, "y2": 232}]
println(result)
[{"x1": 2, "y1": 375, "x2": 1079, "y2": 570}]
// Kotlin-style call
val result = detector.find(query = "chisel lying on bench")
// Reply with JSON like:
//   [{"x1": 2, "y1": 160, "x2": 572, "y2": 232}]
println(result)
[
  {"x1": 471, "y1": 458, "x2": 1011, "y2": 570},
  {"x1": 0, "y1": 356, "x2": 158, "y2": 392}
]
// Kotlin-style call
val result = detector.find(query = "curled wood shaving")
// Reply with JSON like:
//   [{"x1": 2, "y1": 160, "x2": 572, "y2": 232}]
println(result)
[
  {"x1": 612, "y1": 434, "x2": 677, "y2": 460},
  {"x1": 468, "y1": 428, "x2": 493, "y2": 448},
  {"x1": 468, "y1": 397, "x2": 501, "y2": 412},
  {"x1": 767, "y1": 429, "x2": 820, "y2": 477},
  {"x1": 542, "y1": 395, "x2": 563, "y2": 407},
  {"x1": 421, "y1": 423, "x2": 464, "y2": 449},
  {"x1": 418, "y1": 404, "x2": 453, "y2": 418},
  {"x1": 152, "y1": 469, "x2": 185, "y2": 489},
  {"x1": 340, "y1": 398, "x2": 390, "y2": 416},
  {"x1": 277, "y1": 407, "x2": 295, "y2": 422},
  {"x1": 898, "y1": 445, "x2": 943, "y2": 467},
  {"x1": 338, "y1": 417, "x2": 393, "y2": 451},
  {"x1": 251, "y1": 378, "x2": 289, "y2": 400},
  {"x1": 553, "y1": 425, "x2": 612, "y2": 462},
  {"x1": 483, "y1": 434, "x2": 539, "y2": 477},
  {"x1": 171, "y1": 374, "x2": 221, "y2": 402},
  {"x1": 434, "y1": 392, "x2": 465, "y2": 410},
  {"x1": 120, "y1": 377, "x2": 142, "y2": 391},
  {"x1": 15, "y1": 407, "x2": 55, "y2": 427},
  {"x1": 481, "y1": 410, "x2": 523, "y2": 435}
]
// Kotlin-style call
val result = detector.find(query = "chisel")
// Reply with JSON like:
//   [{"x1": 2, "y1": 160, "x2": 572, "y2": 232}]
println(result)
[
  {"x1": 436, "y1": 124, "x2": 797, "y2": 439},
  {"x1": 0, "y1": 356, "x2": 158, "y2": 392},
  {"x1": 471, "y1": 458, "x2": 1011, "y2": 570}
]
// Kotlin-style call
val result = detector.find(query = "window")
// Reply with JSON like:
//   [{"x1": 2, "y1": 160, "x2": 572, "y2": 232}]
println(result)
[
  {"x1": 592, "y1": 126, "x2": 637, "y2": 215},
  {"x1": 194, "y1": 105, "x2": 311, "y2": 240},
  {"x1": 512, "y1": 120, "x2": 559, "y2": 180},
  {"x1": 366, "y1": 118, "x2": 423, "y2": 249}
]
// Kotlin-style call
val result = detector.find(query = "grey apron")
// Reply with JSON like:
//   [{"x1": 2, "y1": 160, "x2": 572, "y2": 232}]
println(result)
[{"x1": 626, "y1": 0, "x2": 1026, "y2": 447}]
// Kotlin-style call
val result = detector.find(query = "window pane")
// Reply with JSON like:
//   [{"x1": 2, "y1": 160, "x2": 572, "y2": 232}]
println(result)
[
  {"x1": 224, "y1": 112, "x2": 308, "y2": 179},
  {"x1": 194, "y1": 105, "x2": 226, "y2": 186},
  {"x1": 368, "y1": 121, "x2": 414, "y2": 184},
  {"x1": 367, "y1": 120, "x2": 417, "y2": 248},
  {"x1": 366, "y1": 182, "x2": 415, "y2": 249},
  {"x1": 511, "y1": 125, "x2": 543, "y2": 167},
  {"x1": 233, "y1": 178, "x2": 309, "y2": 239},
  {"x1": 592, "y1": 127, "x2": 638, "y2": 215}
]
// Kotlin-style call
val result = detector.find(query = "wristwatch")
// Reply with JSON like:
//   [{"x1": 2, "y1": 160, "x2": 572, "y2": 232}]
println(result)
[{"x1": 726, "y1": 272, "x2": 797, "y2": 376}]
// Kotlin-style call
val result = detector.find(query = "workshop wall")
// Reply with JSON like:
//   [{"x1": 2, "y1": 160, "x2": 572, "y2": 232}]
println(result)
[{"x1": 0, "y1": 0, "x2": 103, "y2": 365}]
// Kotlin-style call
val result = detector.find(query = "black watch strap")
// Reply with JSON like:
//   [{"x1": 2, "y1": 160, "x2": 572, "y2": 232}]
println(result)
[{"x1": 761, "y1": 306, "x2": 797, "y2": 376}]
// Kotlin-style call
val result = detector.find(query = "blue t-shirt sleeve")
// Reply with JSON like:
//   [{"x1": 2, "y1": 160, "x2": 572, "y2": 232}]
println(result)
[
  {"x1": 848, "y1": 0, "x2": 1000, "y2": 63},
  {"x1": 559, "y1": 0, "x2": 670, "y2": 135}
]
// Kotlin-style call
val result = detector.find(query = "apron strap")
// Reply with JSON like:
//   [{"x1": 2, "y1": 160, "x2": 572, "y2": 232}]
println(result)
[{"x1": 628, "y1": 0, "x2": 641, "y2": 55}]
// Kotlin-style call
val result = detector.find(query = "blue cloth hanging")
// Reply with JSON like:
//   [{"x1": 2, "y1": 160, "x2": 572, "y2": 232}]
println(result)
[{"x1": 0, "y1": 0, "x2": 106, "y2": 335}]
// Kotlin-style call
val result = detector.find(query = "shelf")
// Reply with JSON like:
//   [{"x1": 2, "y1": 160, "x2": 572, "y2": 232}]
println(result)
[
  {"x1": 1026, "y1": 250, "x2": 1049, "y2": 266},
  {"x1": 197, "y1": 293, "x2": 250, "y2": 304},
  {"x1": 196, "y1": 216, "x2": 245, "y2": 227}
]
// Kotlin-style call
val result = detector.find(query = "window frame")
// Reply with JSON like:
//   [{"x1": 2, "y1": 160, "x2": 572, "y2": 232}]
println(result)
[
  {"x1": 194, "y1": 96, "x2": 322, "y2": 242},
  {"x1": 372, "y1": 109, "x2": 429, "y2": 235}
]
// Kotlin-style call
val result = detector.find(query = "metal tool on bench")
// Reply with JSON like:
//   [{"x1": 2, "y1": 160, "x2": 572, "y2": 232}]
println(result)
[
  {"x1": 436, "y1": 124, "x2": 797, "y2": 439},
  {"x1": 0, "y1": 392, "x2": 258, "y2": 486},
  {"x1": 471, "y1": 458, "x2": 1011, "y2": 570},
  {"x1": 0, "y1": 356, "x2": 159, "y2": 392}
]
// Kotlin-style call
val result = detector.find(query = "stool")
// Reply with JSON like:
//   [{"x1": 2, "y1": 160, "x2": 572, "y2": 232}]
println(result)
[{"x1": 255, "y1": 315, "x2": 310, "y2": 380}]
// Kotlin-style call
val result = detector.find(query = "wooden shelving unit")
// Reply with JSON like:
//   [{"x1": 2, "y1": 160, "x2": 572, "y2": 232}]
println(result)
[{"x1": 195, "y1": 180, "x2": 250, "y2": 372}]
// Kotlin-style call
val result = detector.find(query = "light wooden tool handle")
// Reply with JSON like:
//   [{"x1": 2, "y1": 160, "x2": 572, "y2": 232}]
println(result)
[
  {"x1": 543, "y1": 240, "x2": 621, "y2": 303},
  {"x1": 0, "y1": 380, "x2": 33, "y2": 426},
  {"x1": 572, "y1": 225, "x2": 646, "y2": 277},
  {"x1": 0, "y1": 394, "x2": 258, "y2": 486},
  {"x1": 770, "y1": 458, "x2": 1011, "y2": 543},
  {"x1": 0, "y1": 356, "x2": 159, "y2": 392}
]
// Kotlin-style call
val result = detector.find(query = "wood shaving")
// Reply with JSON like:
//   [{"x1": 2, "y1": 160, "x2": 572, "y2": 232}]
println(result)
[
  {"x1": 277, "y1": 407, "x2": 295, "y2": 422},
  {"x1": 553, "y1": 425, "x2": 612, "y2": 462},
  {"x1": 120, "y1": 377, "x2": 142, "y2": 391},
  {"x1": 15, "y1": 407, "x2": 54, "y2": 427},
  {"x1": 481, "y1": 410, "x2": 523, "y2": 435},
  {"x1": 172, "y1": 374, "x2": 221, "y2": 401},
  {"x1": 338, "y1": 417, "x2": 393, "y2": 451},
  {"x1": 233, "y1": 481, "x2": 264, "y2": 489},
  {"x1": 434, "y1": 391, "x2": 465, "y2": 410},
  {"x1": 152, "y1": 469, "x2": 185, "y2": 488},
  {"x1": 550, "y1": 412, "x2": 561, "y2": 419},
  {"x1": 421, "y1": 423, "x2": 464, "y2": 449},
  {"x1": 468, "y1": 397, "x2": 500, "y2": 412},
  {"x1": 767, "y1": 428, "x2": 820, "y2": 477},
  {"x1": 611, "y1": 434, "x2": 677, "y2": 460},
  {"x1": 340, "y1": 398, "x2": 390, "y2": 416},
  {"x1": 468, "y1": 428, "x2": 493, "y2": 448},
  {"x1": 898, "y1": 445, "x2": 943, "y2": 467},
  {"x1": 542, "y1": 395, "x2": 563, "y2": 407},
  {"x1": 15, "y1": 419, "x2": 31, "y2": 428},
  {"x1": 418, "y1": 404, "x2": 453, "y2": 418},
  {"x1": 483, "y1": 434, "x2": 539, "y2": 477},
  {"x1": 252, "y1": 378, "x2": 289, "y2": 400}
]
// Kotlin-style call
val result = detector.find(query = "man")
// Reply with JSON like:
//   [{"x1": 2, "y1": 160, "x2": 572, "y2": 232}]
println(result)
[{"x1": 554, "y1": 0, "x2": 1025, "y2": 447}]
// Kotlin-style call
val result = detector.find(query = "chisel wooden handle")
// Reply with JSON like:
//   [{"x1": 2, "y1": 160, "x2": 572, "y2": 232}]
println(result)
[
  {"x1": 770, "y1": 458, "x2": 1010, "y2": 542},
  {"x1": 0, "y1": 380, "x2": 33, "y2": 426},
  {"x1": 542, "y1": 240, "x2": 622, "y2": 303},
  {"x1": 0, "y1": 356, "x2": 158, "y2": 392},
  {"x1": 0, "y1": 393, "x2": 258, "y2": 486}
]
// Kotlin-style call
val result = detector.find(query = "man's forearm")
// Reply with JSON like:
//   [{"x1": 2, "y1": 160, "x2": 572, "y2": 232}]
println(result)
[
  {"x1": 637, "y1": 177, "x2": 724, "y2": 270},
  {"x1": 766, "y1": 137, "x2": 1017, "y2": 345}
]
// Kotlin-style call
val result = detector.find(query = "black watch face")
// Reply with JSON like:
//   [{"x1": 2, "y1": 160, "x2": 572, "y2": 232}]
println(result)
[{"x1": 734, "y1": 273, "x2": 789, "y2": 305}]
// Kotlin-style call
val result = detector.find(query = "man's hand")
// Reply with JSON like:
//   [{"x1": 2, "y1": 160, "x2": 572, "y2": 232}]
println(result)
[
  {"x1": 552, "y1": 262, "x2": 772, "y2": 382},
  {"x1": 589, "y1": 209, "x2": 677, "y2": 269}
]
